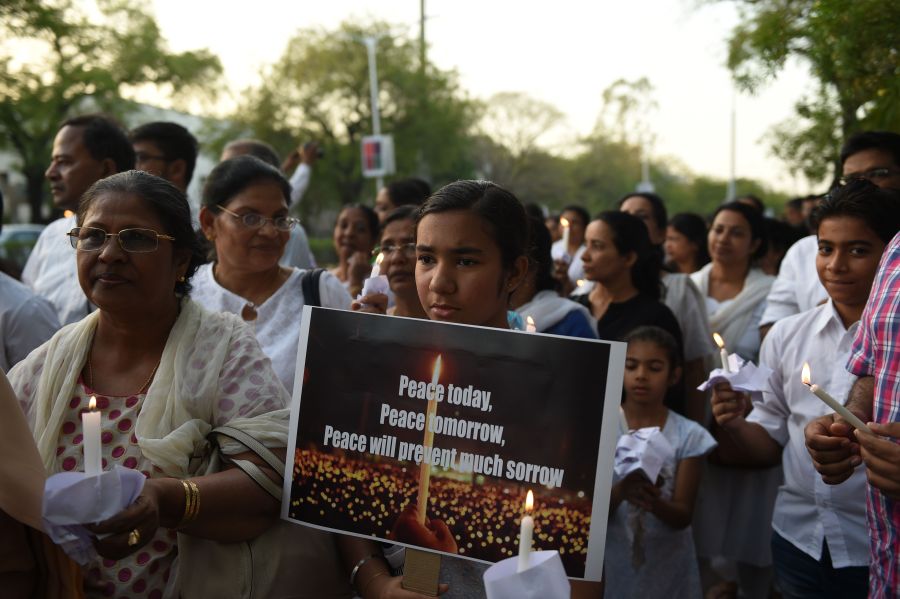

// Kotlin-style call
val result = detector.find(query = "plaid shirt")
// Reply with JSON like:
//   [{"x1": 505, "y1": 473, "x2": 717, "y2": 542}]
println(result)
[{"x1": 847, "y1": 231, "x2": 900, "y2": 597}]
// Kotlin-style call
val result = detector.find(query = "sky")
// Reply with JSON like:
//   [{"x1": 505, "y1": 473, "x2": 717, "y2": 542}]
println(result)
[{"x1": 149, "y1": 0, "x2": 818, "y2": 195}]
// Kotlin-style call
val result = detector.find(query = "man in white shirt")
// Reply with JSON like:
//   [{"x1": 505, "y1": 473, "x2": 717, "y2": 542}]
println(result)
[
  {"x1": 760, "y1": 131, "x2": 900, "y2": 336},
  {"x1": 0, "y1": 270, "x2": 59, "y2": 371},
  {"x1": 22, "y1": 115, "x2": 134, "y2": 325},
  {"x1": 709, "y1": 182, "x2": 900, "y2": 597}
]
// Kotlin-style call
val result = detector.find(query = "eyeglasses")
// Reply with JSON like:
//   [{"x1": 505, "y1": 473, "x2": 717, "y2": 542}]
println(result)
[
  {"x1": 216, "y1": 205, "x2": 298, "y2": 231},
  {"x1": 68, "y1": 227, "x2": 175, "y2": 253},
  {"x1": 373, "y1": 243, "x2": 416, "y2": 257},
  {"x1": 839, "y1": 168, "x2": 900, "y2": 185}
]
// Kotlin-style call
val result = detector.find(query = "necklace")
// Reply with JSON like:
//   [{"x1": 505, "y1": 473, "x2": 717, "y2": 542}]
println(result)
[
  {"x1": 87, "y1": 350, "x2": 161, "y2": 396},
  {"x1": 213, "y1": 263, "x2": 283, "y2": 322}
]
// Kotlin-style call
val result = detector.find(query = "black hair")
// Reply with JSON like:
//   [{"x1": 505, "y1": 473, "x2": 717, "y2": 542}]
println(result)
[
  {"x1": 594, "y1": 211, "x2": 663, "y2": 300},
  {"x1": 381, "y1": 204, "x2": 418, "y2": 232},
  {"x1": 61, "y1": 114, "x2": 135, "y2": 173},
  {"x1": 222, "y1": 139, "x2": 281, "y2": 168},
  {"x1": 618, "y1": 192, "x2": 668, "y2": 235},
  {"x1": 202, "y1": 155, "x2": 292, "y2": 210},
  {"x1": 338, "y1": 204, "x2": 379, "y2": 242},
  {"x1": 813, "y1": 179, "x2": 900, "y2": 244},
  {"x1": 560, "y1": 204, "x2": 590, "y2": 228},
  {"x1": 523, "y1": 202, "x2": 546, "y2": 222},
  {"x1": 711, "y1": 201, "x2": 768, "y2": 261},
  {"x1": 416, "y1": 180, "x2": 529, "y2": 272},
  {"x1": 623, "y1": 325, "x2": 682, "y2": 371},
  {"x1": 764, "y1": 217, "x2": 803, "y2": 255},
  {"x1": 786, "y1": 197, "x2": 804, "y2": 212},
  {"x1": 668, "y1": 212, "x2": 711, "y2": 268},
  {"x1": 736, "y1": 194, "x2": 765, "y2": 214},
  {"x1": 76, "y1": 170, "x2": 204, "y2": 296},
  {"x1": 527, "y1": 215, "x2": 557, "y2": 293},
  {"x1": 385, "y1": 178, "x2": 431, "y2": 207},
  {"x1": 129, "y1": 121, "x2": 200, "y2": 186},
  {"x1": 839, "y1": 131, "x2": 900, "y2": 169}
]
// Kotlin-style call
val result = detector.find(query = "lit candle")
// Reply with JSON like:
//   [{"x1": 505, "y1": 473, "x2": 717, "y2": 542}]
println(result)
[
  {"x1": 370, "y1": 252, "x2": 384, "y2": 278},
  {"x1": 526, "y1": 316, "x2": 536, "y2": 333},
  {"x1": 416, "y1": 355, "x2": 442, "y2": 523},
  {"x1": 801, "y1": 363, "x2": 872, "y2": 434},
  {"x1": 576, "y1": 279, "x2": 585, "y2": 288},
  {"x1": 82, "y1": 396, "x2": 102, "y2": 476},
  {"x1": 517, "y1": 490, "x2": 535, "y2": 573},
  {"x1": 713, "y1": 333, "x2": 730, "y2": 373},
  {"x1": 560, "y1": 217, "x2": 571, "y2": 256}
]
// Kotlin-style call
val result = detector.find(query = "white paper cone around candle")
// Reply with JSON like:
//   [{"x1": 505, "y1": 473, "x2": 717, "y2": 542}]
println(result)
[
  {"x1": 416, "y1": 355, "x2": 442, "y2": 523},
  {"x1": 484, "y1": 550, "x2": 571, "y2": 599},
  {"x1": 525, "y1": 316, "x2": 537, "y2": 333},
  {"x1": 82, "y1": 396, "x2": 102, "y2": 476},
  {"x1": 713, "y1": 333, "x2": 730, "y2": 373},
  {"x1": 559, "y1": 217, "x2": 571, "y2": 257},
  {"x1": 517, "y1": 490, "x2": 534, "y2": 572},
  {"x1": 801, "y1": 363, "x2": 872, "y2": 434}
]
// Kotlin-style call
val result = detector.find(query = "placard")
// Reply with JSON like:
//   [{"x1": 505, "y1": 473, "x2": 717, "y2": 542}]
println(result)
[{"x1": 282, "y1": 307, "x2": 624, "y2": 581}]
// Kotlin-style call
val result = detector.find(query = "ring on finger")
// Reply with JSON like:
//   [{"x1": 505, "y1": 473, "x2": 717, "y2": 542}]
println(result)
[{"x1": 127, "y1": 528, "x2": 141, "y2": 547}]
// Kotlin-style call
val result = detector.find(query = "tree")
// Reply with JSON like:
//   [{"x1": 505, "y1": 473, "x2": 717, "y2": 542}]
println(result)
[
  {"x1": 0, "y1": 0, "x2": 222, "y2": 221},
  {"x1": 217, "y1": 19, "x2": 479, "y2": 218},
  {"x1": 726, "y1": 0, "x2": 900, "y2": 183}
]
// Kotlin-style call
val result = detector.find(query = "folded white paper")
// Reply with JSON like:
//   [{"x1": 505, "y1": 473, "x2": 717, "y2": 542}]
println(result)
[
  {"x1": 42, "y1": 466, "x2": 145, "y2": 564},
  {"x1": 697, "y1": 355, "x2": 773, "y2": 393},
  {"x1": 483, "y1": 550, "x2": 570, "y2": 599},
  {"x1": 613, "y1": 427, "x2": 674, "y2": 484},
  {"x1": 359, "y1": 274, "x2": 390, "y2": 300}
]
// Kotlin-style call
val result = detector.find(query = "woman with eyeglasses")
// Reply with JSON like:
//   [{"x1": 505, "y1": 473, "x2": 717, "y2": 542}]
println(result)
[
  {"x1": 7, "y1": 170, "x2": 295, "y2": 598},
  {"x1": 194, "y1": 156, "x2": 352, "y2": 392}
]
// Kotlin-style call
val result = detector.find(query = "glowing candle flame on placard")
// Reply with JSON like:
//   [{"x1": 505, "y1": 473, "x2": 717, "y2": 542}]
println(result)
[
  {"x1": 518, "y1": 490, "x2": 535, "y2": 572},
  {"x1": 526, "y1": 316, "x2": 536, "y2": 333},
  {"x1": 416, "y1": 355, "x2": 442, "y2": 523},
  {"x1": 525, "y1": 489, "x2": 534, "y2": 512}
]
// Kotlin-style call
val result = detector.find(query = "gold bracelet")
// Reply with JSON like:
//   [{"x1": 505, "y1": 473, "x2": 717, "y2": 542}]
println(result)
[
  {"x1": 360, "y1": 570, "x2": 387, "y2": 598},
  {"x1": 176, "y1": 479, "x2": 200, "y2": 528}
]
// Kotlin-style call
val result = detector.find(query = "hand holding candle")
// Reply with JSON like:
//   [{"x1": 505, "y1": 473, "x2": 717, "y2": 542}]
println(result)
[
  {"x1": 801, "y1": 363, "x2": 872, "y2": 434},
  {"x1": 517, "y1": 490, "x2": 534, "y2": 573},
  {"x1": 82, "y1": 396, "x2": 102, "y2": 476},
  {"x1": 713, "y1": 333, "x2": 731, "y2": 373}
]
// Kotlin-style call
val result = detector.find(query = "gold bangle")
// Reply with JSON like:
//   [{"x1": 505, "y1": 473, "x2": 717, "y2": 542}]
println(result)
[
  {"x1": 176, "y1": 479, "x2": 200, "y2": 528},
  {"x1": 360, "y1": 570, "x2": 387, "y2": 598}
]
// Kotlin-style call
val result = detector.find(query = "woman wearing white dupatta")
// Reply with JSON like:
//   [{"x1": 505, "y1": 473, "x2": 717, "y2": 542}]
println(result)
[
  {"x1": 689, "y1": 201, "x2": 780, "y2": 599},
  {"x1": 8, "y1": 171, "x2": 289, "y2": 599}
]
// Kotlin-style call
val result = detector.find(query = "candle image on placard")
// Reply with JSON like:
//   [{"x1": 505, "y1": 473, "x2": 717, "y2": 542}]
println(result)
[
  {"x1": 712, "y1": 332, "x2": 730, "y2": 372},
  {"x1": 82, "y1": 395, "x2": 102, "y2": 476},
  {"x1": 560, "y1": 217, "x2": 571, "y2": 257},
  {"x1": 517, "y1": 490, "x2": 535, "y2": 573},
  {"x1": 370, "y1": 252, "x2": 384, "y2": 278},
  {"x1": 416, "y1": 354, "x2": 442, "y2": 523},
  {"x1": 801, "y1": 362, "x2": 872, "y2": 434},
  {"x1": 526, "y1": 316, "x2": 537, "y2": 333}
]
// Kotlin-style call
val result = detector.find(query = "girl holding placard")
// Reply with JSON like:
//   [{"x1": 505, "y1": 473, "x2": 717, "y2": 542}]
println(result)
[{"x1": 606, "y1": 326, "x2": 716, "y2": 598}]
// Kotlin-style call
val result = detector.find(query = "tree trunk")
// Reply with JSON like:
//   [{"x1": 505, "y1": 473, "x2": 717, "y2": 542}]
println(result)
[{"x1": 25, "y1": 169, "x2": 47, "y2": 224}]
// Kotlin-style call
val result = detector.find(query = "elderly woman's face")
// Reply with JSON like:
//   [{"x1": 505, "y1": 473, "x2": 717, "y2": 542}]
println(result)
[
  {"x1": 76, "y1": 191, "x2": 188, "y2": 313},
  {"x1": 204, "y1": 180, "x2": 290, "y2": 274}
]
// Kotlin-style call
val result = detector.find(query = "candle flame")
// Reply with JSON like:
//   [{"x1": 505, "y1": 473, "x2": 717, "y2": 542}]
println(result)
[
  {"x1": 712, "y1": 332, "x2": 725, "y2": 349},
  {"x1": 559, "y1": 217, "x2": 570, "y2": 228},
  {"x1": 526, "y1": 316, "x2": 535, "y2": 327},
  {"x1": 576, "y1": 279, "x2": 585, "y2": 287},
  {"x1": 89, "y1": 395, "x2": 97, "y2": 410},
  {"x1": 63, "y1": 209, "x2": 75, "y2": 218},
  {"x1": 374, "y1": 252, "x2": 384, "y2": 266},
  {"x1": 801, "y1": 362, "x2": 811, "y2": 386},
  {"x1": 525, "y1": 490, "x2": 534, "y2": 513}
]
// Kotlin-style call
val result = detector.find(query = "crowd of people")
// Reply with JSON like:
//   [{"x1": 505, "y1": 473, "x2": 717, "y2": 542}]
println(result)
[{"x1": 0, "y1": 113, "x2": 899, "y2": 599}]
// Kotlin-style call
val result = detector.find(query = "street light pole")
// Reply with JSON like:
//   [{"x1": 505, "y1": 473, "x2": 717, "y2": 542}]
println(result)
[{"x1": 362, "y1": 36, "x2": 383, "y2": 192}]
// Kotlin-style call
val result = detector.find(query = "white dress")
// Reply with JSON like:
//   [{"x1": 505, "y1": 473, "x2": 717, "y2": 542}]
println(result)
[
  {"x1": 190, "y1": 264, "x2": 351, "y2": 393},
  {"x1": 605, "y1": 411, "x2": 716, "y2": 598}
]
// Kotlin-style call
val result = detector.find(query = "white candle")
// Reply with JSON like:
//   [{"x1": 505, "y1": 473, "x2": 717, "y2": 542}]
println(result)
[
  {"x1": 416, "y1": 355, "x2": 442, "y2": 523},
  {"x1": 526, "y1": 316, "x2": 536, "y2": 333},
  {"x1": 801, "y1": 363, "x2": 872, "y2": 434},
  {"x1": 713, "y1": 333, "x2": 730, "y2": 373},
  {"x1": 517, "y1": 490, "x2": 535, "y2": 573},
  {"x1": 82, "y1": 396, "x2": 102, "y2": 476},
  {"x1": 560, "y1": 217, "x2": 571, "y2": 257},
  {"x1": 370, "y1": 252, "x2": 384, "y2": 278}
]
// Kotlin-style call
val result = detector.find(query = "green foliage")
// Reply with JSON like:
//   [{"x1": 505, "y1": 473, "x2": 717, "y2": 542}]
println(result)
[
  {"x1": 727, "y1": 0, "x2": 900, "y2": 182},
  {"x1": 218, "y1": 19, "x2": 479, "y2": 220},
  {"x1": 0, "y1": 0, "x2": 222, "y2": 221}
]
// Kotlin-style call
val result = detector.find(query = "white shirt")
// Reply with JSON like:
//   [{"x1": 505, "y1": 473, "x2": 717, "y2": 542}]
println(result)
[
  {"x1": 279, "y1": 226, "x2": 317, "y2": 270},
  {"x1": 550, "y1": 239, "x2": 585, "y2": 284},
  {"x1": 760, "y1": 235, "x2": 827, "y2": 326},
  {"x1": 662, "y1": 272, "x2": 716, "y2": 361},
  {"x1": 288, "y1": 163, "x2": 311, "y2": 206},
  {"x1": 0, "y1": 271, "x2": 60, "y2": 371},
  {"x1": 190, "y1": 264, "x2": 352, "y2": 393},
  {"x1": 21, "y1": 215, "x2": 93, "y2": 325},
  {"x1": 748, "y1": 300, "x2": 869, "y2": 567}
]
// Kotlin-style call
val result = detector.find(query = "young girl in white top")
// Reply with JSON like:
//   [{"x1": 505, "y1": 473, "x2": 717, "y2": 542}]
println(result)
[{"x1": 606, "y1": 326, "x2": 716, "y2": 598}]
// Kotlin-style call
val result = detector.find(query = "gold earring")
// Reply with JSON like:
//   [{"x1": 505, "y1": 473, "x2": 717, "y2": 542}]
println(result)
[{"x1": 178, "y1": 276, "x2": 186, "y2": 283}]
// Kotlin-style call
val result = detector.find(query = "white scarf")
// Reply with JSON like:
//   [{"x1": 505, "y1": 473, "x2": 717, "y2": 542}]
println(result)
[
  {"x1": 25, "y1": 299, "x2": 289, "y2": 476},
  {"x1": 515, "y1": 290, "x2": 597, "y2": 333},
  {"x1": 690, "y1": 264, "x2": 774, "y2": 346}
]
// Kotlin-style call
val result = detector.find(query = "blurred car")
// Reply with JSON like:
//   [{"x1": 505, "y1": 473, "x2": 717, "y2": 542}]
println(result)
[{"x1": 0, "y1": 223, "x2": 45, "y2": 277}]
